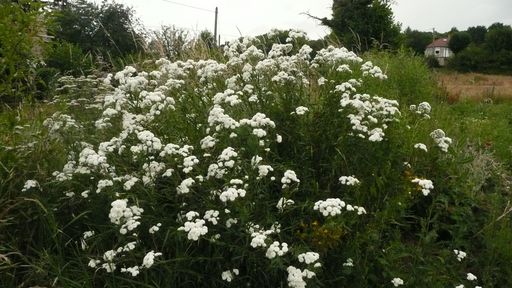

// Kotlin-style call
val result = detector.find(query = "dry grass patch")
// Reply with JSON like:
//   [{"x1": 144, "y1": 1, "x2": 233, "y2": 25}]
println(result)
[{"x1": 436, "y1": 72, "x2": 512, "y2": 102}]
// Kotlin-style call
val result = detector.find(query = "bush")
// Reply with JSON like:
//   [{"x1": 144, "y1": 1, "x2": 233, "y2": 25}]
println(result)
[
  {"x1": 46, "y1": 41, "x2": 95, "y2": 76},
  {"x1": 2, "y1": 33, "x2": 512, "y2": 287},
  {"x1": 364, "y1": 49, "x2": 439, "y2": 105},
  {"x1": 425, "y1": 55, "x2": 441, "y2": 69}
]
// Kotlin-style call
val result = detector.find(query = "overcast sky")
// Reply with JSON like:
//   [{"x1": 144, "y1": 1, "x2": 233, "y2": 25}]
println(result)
[{"x1": 105, "y1": 0, "x2": 512, "y2": 40}]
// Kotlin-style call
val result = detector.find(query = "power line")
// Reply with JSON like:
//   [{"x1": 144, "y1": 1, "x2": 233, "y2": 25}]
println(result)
[{"x1": 159, "y1": 0, "x2": 215, "y2": 13}]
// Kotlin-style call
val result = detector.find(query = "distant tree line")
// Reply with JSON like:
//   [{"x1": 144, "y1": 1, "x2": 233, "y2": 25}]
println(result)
[
  {"x1": 402, "y1": 24, "x2": 512, "y2": 73},
  {"x1": 447, "y1": 24, "x2": 512, "y2": 73}
]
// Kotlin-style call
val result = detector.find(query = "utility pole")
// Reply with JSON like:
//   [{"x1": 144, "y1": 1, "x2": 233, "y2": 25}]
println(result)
[{"x1": 214, "y1": 7, "x2": 218, "y2": 46}]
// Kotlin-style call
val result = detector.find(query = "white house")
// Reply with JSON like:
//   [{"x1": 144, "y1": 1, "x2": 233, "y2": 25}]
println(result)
[{"x1": 424, "y1": 38, "x2": 454, "y2": 66}]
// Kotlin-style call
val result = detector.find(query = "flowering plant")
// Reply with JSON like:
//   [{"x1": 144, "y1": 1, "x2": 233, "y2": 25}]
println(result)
[{"x1": 12, "y1": 31, "x2": 502, "y2": 287}]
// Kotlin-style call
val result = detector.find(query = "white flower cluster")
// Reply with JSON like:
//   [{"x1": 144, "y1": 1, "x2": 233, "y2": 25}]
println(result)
[
  {"x1": 343, "y1": 258, "x2": 354, "y2": 267},
  {"x1": 454, "y1": 249, "x2": 467, "y2": 262},
  {"x1": 177, "y1": 211, "x2": 208, "y2": 241},
  {"x1": 148, "y1": 223, "x2": 162, "y2": 234},
  {"x1": 265, "y1": 241, "x2": 289, "y2": 259},
  {"x1": 281, "y1": 170, "x2": 300, "y2": 189},
  {"x1": 391, "y1": 277, "x2": 404, "y2": 287},
  {"x1": 339, "y1": 175, "x2": 360, "y2": 186},
  {"x1": 219, "y1": 186, "x2": 247, "y2": 203},
  {"x1": 22, "y1": 179, "x2": 40, "y2": 192},
  {"x1": 213, "y1": 89, "x2": 242, "y2": 106},
  {"x1": 297, "y1": 252, "x2": 320, "y2": 266},
  {"x1": 96, "y1": 179, "x2": 113, "y2": 193},
  {"x1": 207, "y1": 147, "x2": 238, "y2": 179},
  {"x1": 108, "y1": 199, "x2": 144, "y2": 235},
  {"x1": 287, "y1": 266, "x2": 316, "y2": 288},
  {"x1": 249, "y1": 224, "x2": 280, "y2": 248},
  {"x1": 292, "y1": 106, "x2": 309, "y2": 115},
  {"x1": 208, "y1": 105, "x2": 240, "y2": 131},
  {"x1": 466, "y1": 273, "x2": 477, "y2": 281},
  {"x1": 411, "y1": 178, "x2": 434, "y2": 196},
  {"x1": 430, "y1": 129, "x2": 452, "y2": 152},
  {"x1": 286, "y1": 29, "x2": 307, "y2": 42},
  {"x1": 141, "y1": 250, "x2": 163, "y2": 269},
  {"x1": 203, "y1": 210, "x2": 220, "y2": 225},
  {"x1": 221, "y1": 268, "x2": 240, "y2": 282},
  {"x1": 410, "y1": 102, "x2": 432, "y2": 119},
  {"x1": 43, "y1": 112, "x2": 80, "y2": 135},
  {"x1": 312, "y1": 46, "x2": 362, "y2": 66},
  {"x1": 313, "y1": 198, "x2": 366, "y2": 217},
  {"x1": 131, "y1": 130, "x2": 163, "y2": 156},
  {"x1": 200, "y1": 135, "x2": 217, "y2": 149},
  {"x1": 340, "y1": 93, "x2": 400, "y2": 142},
  {"x1": 361, "y1": 61, "x2": 388, "y2": 80},
  {"x1": 414, "y1": 143, "x2": 428, "y2": 152},
  {"x1": 177, "y1": 178, "x2": 195, "y2": 195}
]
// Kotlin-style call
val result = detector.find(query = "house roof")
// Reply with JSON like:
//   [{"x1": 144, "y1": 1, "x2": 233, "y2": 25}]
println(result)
[{"x1": 427, "y1": 38, "x2": 450, "y2": 48}]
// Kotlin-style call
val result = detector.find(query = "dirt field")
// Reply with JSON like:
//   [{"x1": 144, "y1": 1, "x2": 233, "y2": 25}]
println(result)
[{"x1": 436, "y1": 72, "x2": 512, "y2": 102}]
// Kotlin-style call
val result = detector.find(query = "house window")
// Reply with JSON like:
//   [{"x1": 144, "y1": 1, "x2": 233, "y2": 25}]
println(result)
[{"x1": 435, "y1": 49, "x2": 440, "y2": 55}]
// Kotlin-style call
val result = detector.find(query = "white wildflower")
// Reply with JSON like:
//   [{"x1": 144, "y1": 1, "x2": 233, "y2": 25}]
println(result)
[
  {"x1": 391, "y1": 277, "x2": 404, "y2": 287},
  {"x1": 414, "y1": 143, "x2": 428, "y2": 152},
  {"x1": 265, "y1": 241, "x2": 289, "y2": 259},
  {"x1": 339, "y1": 176, "x2": 360, "y2": 186},
  {"x1": 281, "y1": 170, "x2": 300, "y2": 189},
  {"x1": 466, "y1": 273, "x2": 477, "y2": 281},
  {"x1": 22, "y1": 180, "x2": 40, "y2": 192},
  {"x1": 454, "y1": 249, "x2": 467, "y2": 261},
  {"x1": 141, "y1": 250, "x2": 162, "y2": 269},
  {"x1": 298, "y1": 252, "x2": 320, "y2": 265},
  {"x1": 411, "y1": 178, "x2": 434, "y2": 196}
]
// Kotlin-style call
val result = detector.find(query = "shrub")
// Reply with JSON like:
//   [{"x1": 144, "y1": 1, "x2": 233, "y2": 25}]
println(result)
[
  {"x1": 425, "y1": 55, "x2": 440, "y2": 69},
  {"x1": 46, "y1": 41, "x2": 95, "y2": 76},
  {"x1": 2, "y1": 32, "x2": 512, "y2": 287}
]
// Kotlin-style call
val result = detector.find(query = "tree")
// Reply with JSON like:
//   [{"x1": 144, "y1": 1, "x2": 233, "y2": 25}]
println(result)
[
  {"x1": 403, "y1": 27, "x2": 432, "y2": 55},
  {"x1": 319, "y1": 0, "x2": 401, "y2": 52},
  {"x1": 448, "y1": 31, "x2": 471, "y2": 53},
  {"x1": 199, "y1": 30, "x2": 216, "y2": 49},
  {"x1": 485, "y1": 23, "x2": 512, "y2": 52},
  {"x1": 467, "y1": 26, "x2": 487, "y2": 44},
  {"x1": 52, "y1": 0, "x2": 143, "y2": 59}
]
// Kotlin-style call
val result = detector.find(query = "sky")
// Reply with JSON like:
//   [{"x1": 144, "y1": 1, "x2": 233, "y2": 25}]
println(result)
[{"x1": 103, "y1": 0, "x2": 512, "y2": 41}]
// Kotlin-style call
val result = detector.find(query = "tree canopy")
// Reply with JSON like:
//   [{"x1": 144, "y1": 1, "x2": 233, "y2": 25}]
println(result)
[
  {"x1": 320, "y1": 0, "x2": 401, "y2": 52},
  {"x1": 52, "y1": 0, "x2": 143, "y2": 58},
  {"x1": 449, "y1": 31, "x2": 471, "y2": 54}
]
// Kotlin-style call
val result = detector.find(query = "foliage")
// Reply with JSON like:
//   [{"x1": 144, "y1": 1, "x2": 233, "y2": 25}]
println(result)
[
  {"x1": 149, "y1": 25, "x2": 190, "y2": 60},
  {"x1": 1, "y1": 32, "x2": 512, "y2": 288},
  {"x1": 364, "y1": 48, "x2": 439, "y2": 104},
  {"x1": 51, "y1": 0, "x2": 143, "y2": 60},
  {"x1": 485, "y1": 23, "x2": 512, "y2": 53},
  {"x1": 425, "y1": 55, "x2": 441, "y2": 69},
  {"x1": 46, "y1": 41, "x2": 95, "y2": 76},
  {"x1": 448, "y1": 44, "x2": 512, "y2": 74},
  {"x1": 447, "y1": 23, "x2": 512, "y2": 74},
  {"x1": 467, "y1": 26, "x2": 487, "y2": 45},
  {"x1": 320, "y1": 0, "x2": 401, "y2": 52},
  {"x1": 0, "y1": 0, "x2": 48, "y2": 104},
  {"x1": 403, "y1": 27, "x2": 432, "y2": 55},
  {"x1": 449, "y1": 32, "x2": 472, "y2": 54}
]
